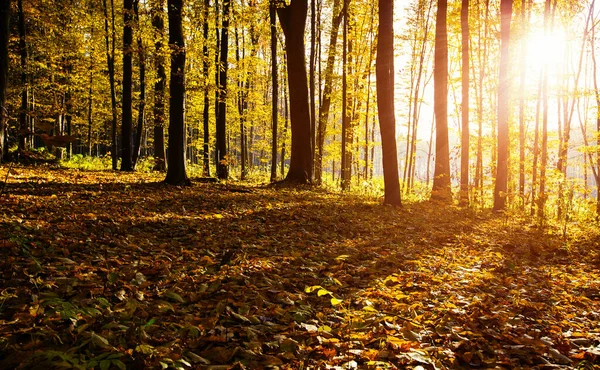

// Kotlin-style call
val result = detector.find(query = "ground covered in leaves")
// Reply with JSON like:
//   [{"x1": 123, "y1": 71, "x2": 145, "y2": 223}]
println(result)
[{"x1": 1, "y1": 165, "x2": 600, "y2": 369}]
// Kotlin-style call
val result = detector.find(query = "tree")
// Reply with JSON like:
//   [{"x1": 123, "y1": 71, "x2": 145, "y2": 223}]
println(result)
[
  {"x1": 202, "y1": 0, "x2": 210, "y2": 176},
  {"x1": 121, "y1": 0, "x2": 134, "y2": 171},
  {"x1": 0, "y1": 0, "x2": 9, "y2": 162},
  {"x1": 164, "y1": 0, "x2": 189, "y2": 185},
  {"x1": 17, "y1": 0, "x2": 28, "y2": 152},
  {"x1": 270, "y1": 0, "x2": 278, "y2": 182},
  {"x1": 151, "y1": 0, "x2": 166, "y2": 172},
  {"x1": 376, "y1": 0, "x2": 401, "y2": 206},
  {"x1": 102, "y1": 0, "x2": 119, "y2": 170},
  {"x1": 460, "y1": 0, "x2": 469, "y2": 205},
  {"x1": 431, "y1": 0, "x2": 451, "y2": 202},
  {"x1": 277, "y1": 0, "x2": 312, "y2": 183},
  {"x1": 132, "y1": 0, "x2": 146, "y2": 169},
  {"x1": 315, "y1": 0, "x2": 343, "y2": 184},
  {"x1": 493, "y1": 0, "x2": 512, "y2": 211},
  {"x1": 216, "y1": 0, "x2": 230, "y2": 180}
]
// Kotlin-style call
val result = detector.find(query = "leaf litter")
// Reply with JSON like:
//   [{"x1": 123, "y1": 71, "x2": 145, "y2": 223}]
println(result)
[{"x1": 1, "y1": 166, "x2": 600, "y2": 369}]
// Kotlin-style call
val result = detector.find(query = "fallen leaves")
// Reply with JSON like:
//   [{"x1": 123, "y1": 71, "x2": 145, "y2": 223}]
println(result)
[{"x1": 1, "y1": 165, "x2": 600, "y2": 369}]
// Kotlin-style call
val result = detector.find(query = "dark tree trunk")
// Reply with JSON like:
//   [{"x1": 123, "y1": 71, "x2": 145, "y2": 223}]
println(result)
[
  {"x1": 152, "y1": 0, "x2": 166, "y2": 172},
  {"x1": 309, "y1": 0, "x2": 316, "y2": 175},
  {"x1": 460, "y1": 0, "x2": 469, "y2": 205},
  {"x1": 493, "y1": 0, "x2": 512, "y2": 211},
  {"x1": 87, "y1": 23, "x2": 94, "y2": 157},
  {"x1": 315, "y1": 0, "x2": 342, "y2": 184},
  {"x1": 18, "y1": 0, "x2": 28, "y2": 152},
  {"x1": 341, "y1": 0, "x2": 350, "y2": 190},
  {"x1": 216, "y1": 0, "x2": 230, "y2": 180},
  {"x1": 164, "y1": 0, "x2": 189, "y2": 185},
  {"x1": 132, "y1": 0, "x2": 146, "y2": 169},
  {"x1": 518, "y1": 0, "x2": 528, "y2": 200},
  {"x1": 103, "y1": 0, "x2": 119, "y2": 170},
  {"x1": 431, "y1": 0, "x2": 451, "y2": 202},
  {"x1": 277, "y1": 0, "x2": 313, "y2": 183},
  {"x1": 270, "y1": 0, "x2": 279, "y2": 182},
  {"x1": 376, "y1": 0, "x2": 401, "y2": 206},
  {"x1": 121, "y1": 0, "x2": 134, "y2": 171},
  {"x1": 281, "y1": 75, "x2": 289, "y2": 177},
  {"x1": 202, "y1": 0, "x2": 211, "y2": 176},
  {"x1": 0, "y1": 0, "x2": 10, "y2": 162}
]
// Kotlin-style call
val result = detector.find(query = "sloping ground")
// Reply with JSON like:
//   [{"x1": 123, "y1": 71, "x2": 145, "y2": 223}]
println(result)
[{"x1": 1, "y1": 165, "x2": 600, "y2": 369}]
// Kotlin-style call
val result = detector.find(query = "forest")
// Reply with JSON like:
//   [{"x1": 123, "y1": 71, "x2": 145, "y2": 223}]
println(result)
[{"x1": 2, "y1": 0, "x2": 600, "y2": 368}]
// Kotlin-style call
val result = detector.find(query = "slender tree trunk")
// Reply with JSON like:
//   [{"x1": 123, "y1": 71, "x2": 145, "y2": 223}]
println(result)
[
  {"x1": 377, "y1": 0, "x2": 401, "y2": 206},
  {"x1": 270, "y1": 0, "x2": 279, "y2": 182},
  {"x1": 216, "y1": 0, "x2": 230, "y2": 180},
  {"x1": 280, "y1": 76, "x2": 289, "y2": 177},
  {"x1": 538, "y1": 0, "x2": 553, "y2": 219},
  {"x1": 0, "y1": 0, "x2": 8, "y2": 162},
  {"x1": 341, "y1": 0, "x2": 350, "y2": 190},
  {"x1": 234, "y1": 25, "x2": 247, "y2": 180},
  {"x1": 315, "y1": 0, "x2": 342, "y2": 184},
  {"x1": 493, "y1": 0, "x2": 512, "y2": 211},
  {"x1": 589, "y1": 0, "x2": 600, "y2": 216},
  {"x1": 432, "y1": 0, "x2": 451, "y2": 202},
  {"x1": 277, "y1": 0, "x2": 313, "y2": 183},
  {"x1": 102, "y1": 0, "x2": 118, "y2": 170},
  {"x1": 202, "y1": 0, "x2": 211, "y2": 176},
  {"x1": 18, "y1": 0, "x2": 28, "y2": 152},
  {"x1": 121, "y1": 0, "x2": 134, "y2": 171},
  {"x1": 164, "y1": 0, "x2": 189, "y2": 185},
  {"x1": 132, "y1": 0, "x2": 146, "y2": 169},
  {"x1": 151, "y1": 0, "x2": 166, "y2": 171},
  {"x1": 460, "y1": 0, "x2": 469, "y2": 205},
  {"x1": 309, "y1": 0, "x2": 316, "y2": 176},
  {"x1": 518, "y1": 0, "x2": 528, "y2": 201}
]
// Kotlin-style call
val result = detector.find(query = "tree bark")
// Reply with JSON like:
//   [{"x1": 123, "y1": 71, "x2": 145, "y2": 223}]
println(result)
[
  {"x1": 151, "y1": 0, "x2": 166, "y2": 172},
  {"x1": 18, "y1": 0, "x2": 28, "y2": 152},
  {"x1": 277, "y1": 0, "x2": 312, "y2": 183},
  {"x1": 270, "y1": 0, "x2": 279, "y2": 182},
  {"x1": 132, "y1": 0, "x2": 146, "y2": 169},
  {"x1": 0, "y1": 0, "x2": 10, "y2": 162},
  {"x1": 431, "y1": 0, "x2": 451, "y2": 202},
  {"x1": 121, "y1": 0, "x2": 134, "y2": 171},
  {"x1": 493, "y1": 0, "x2": 512, "y2": 211},
  {"x1": 216, "y1": 0, "x2": 230, "y2": 180},
  {"x1": 202, "y1": 0, "x2": 211, "y2": 176},
  {"x1": 102, "y1": 0, "x2": 119, "y2": 170},
  {"x1": 164, "y1": 0, "x2": 189, "y2": 185},
  {"x1": 315, "y1": 0, "x2": 342, "y2": 184},
  {"x1": 460, "y1": 0, "x2": 469, "y2": 205},
  {"x1": 376, "y1": 0, "x2": 401, "y2": 206}
]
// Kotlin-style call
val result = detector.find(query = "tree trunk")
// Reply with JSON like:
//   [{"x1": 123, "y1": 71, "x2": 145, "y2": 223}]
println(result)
[
  {"x1": 164, "y1": 0, "x2": 189, "y2": 185},
  {"x1": 102, "y1": 0, "x2": 118, "y2": 170},
  {"x1": 132, "y1": 0, "x2": 146, "y2": 169},
  {"x1": 431, "y1": 0, "x2": 451, "y2": 202},
  {"x1": 202, "y1": 0, "x2": 210, "y2": 176},
  {"x1": 151, "y1": 0, "x2": 166, "y2": 172},
  {"x1": 493, "y1": 0, "x2": 512, "y2": 211},
  {"x1": 537, "y1": 0, "x2": 554, "y2": 219},
  {"x1": 121, "y1": 0, "x2": 134, "y2": 171},
  {"x1": 0, "y1": 0, "x2": 8, "y2": 162},
  {"x1": 277, "y1": 0, "x2": 313, "y2": 183},
  {"x1": 281, "y1": 77, "x2": 289, "y2": 178},
  {"x1": 341, "y1": 0, "x2": 350, "y2": 190},
  {"x1": 517, "y1": 0, "x2": 528, "y2": 201},
  {"x1": 376, "y1": 0, "x2": 401, "y2": 206},
  {"x1": 315, "y1": 0, "x2": 342, "y2": 184},
  {"x1": 270, "y1": 0, "x2": 279, "y2": 182},
  {"x1": 216, "y1": 0, "x2": 230, "y2": 180},
  {"x1": 460, "y1": 0, "x2": 469, "y2": 205},
  {"x1": 309, "y1": 0, "x2": 316, "y2": 176},
  {"x1": 18, "y1": 0, "x2": 28, "y2": 153}
]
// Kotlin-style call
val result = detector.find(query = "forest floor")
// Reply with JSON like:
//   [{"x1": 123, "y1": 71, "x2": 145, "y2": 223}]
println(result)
[{"x1": 1, "y1": 165, "x2": 600, "y2": 369}]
